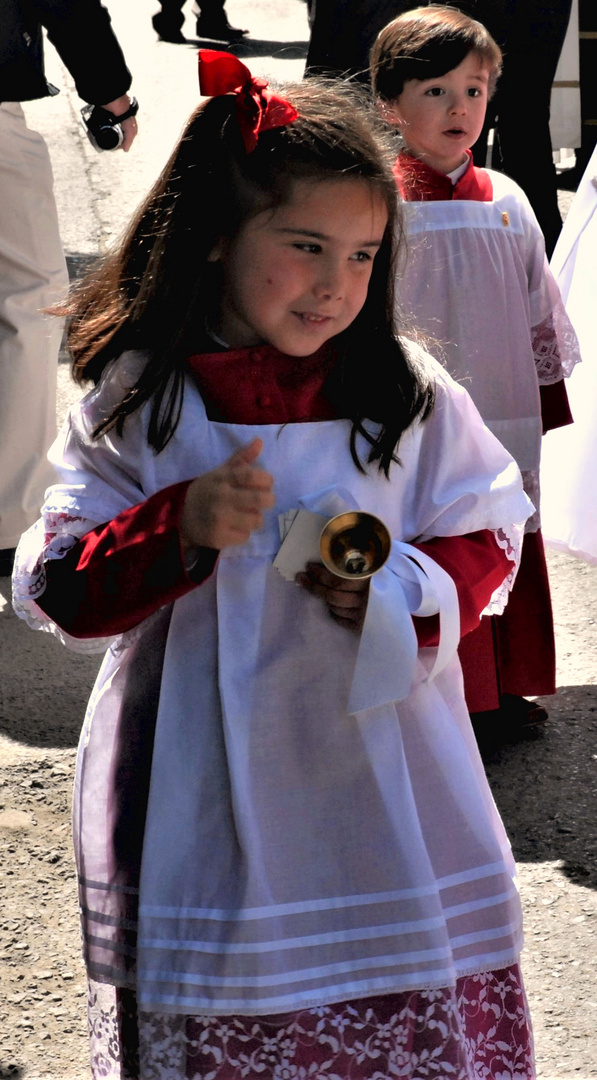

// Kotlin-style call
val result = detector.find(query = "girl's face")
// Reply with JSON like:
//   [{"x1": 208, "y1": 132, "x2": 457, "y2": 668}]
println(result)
[
  {"x1": 211, "y1": 178, "x2": 388, "y2": 356},
  {"x1": 384, "y1": 52, "x2": 490, "y2": 174}
]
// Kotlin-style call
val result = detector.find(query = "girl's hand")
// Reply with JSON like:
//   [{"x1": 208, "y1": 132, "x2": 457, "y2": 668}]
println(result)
[
  {"x1": 180, "y1": 437, "x2": 275, "y2": 552},
  {"x1": 296, "y1": 562, "x2": 370, "y2": 633}
]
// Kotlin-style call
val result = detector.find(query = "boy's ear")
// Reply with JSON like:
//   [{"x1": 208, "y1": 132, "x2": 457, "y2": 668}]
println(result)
[{"x1": 377, "y1": 99, "x2": 404, "y2": 129}]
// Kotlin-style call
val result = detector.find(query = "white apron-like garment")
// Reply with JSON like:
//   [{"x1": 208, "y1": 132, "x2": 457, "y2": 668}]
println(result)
[
  {"x1": 14, "y1": 345, "x2": 532, "y2": 1016},
  {"x1": 541, "y1": 145, "x2": 597, "y2": 562},
  {"x1": 398, "y1": 170, "x2": 579, "y2": 523}
]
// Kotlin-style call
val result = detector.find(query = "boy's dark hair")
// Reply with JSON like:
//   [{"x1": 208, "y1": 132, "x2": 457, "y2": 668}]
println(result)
[
  {"x1": 61, "y1": 78, "x2": 434, "y2": 476},
  {"x1": 371, "y1": 4, "x2": 502, "y2": 102}
]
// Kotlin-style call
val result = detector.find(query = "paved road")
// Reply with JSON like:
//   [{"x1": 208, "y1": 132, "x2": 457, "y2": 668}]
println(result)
[{"x1": 1, "y1": 2, "x2": 597, "y2": 1076}]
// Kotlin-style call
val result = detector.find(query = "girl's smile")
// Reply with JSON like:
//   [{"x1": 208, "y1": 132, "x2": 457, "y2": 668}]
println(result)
[
  {"x1": 211, "y1": 178, "x2": 388, "y2": 355},
  {"x1": 384, "y1": 53, "x2": 490, "y2": 175}
]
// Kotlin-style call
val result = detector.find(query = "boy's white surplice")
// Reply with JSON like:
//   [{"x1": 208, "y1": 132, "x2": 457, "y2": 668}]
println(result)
[
  {"x1": 14, "y1": 345, "x2": 532, "y2": 1016},
  {"x1": 398, "y1": 171, "x2": 579, "y2": 527}
]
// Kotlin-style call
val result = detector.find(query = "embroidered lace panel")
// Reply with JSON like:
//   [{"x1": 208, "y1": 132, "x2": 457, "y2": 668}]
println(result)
[
  {"x1": 87, "y1": 966, "x2": 535, "y2": 1080},
  {"x1": 531, "y1": 299, "x2": 581, "y2": 385}
]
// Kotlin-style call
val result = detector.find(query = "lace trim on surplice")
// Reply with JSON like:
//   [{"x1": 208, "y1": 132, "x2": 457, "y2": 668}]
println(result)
[
  {"x1": 483, "y1": 521, "x2": 526, "y2": 616},
  {"x1": 532, "y1": 298, "x2": 580, "y2": 385}
]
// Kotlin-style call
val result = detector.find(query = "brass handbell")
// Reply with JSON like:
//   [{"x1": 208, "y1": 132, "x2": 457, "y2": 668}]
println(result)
[{"x1": 319, "y1": 512, "x2": 391, "y2": 580}]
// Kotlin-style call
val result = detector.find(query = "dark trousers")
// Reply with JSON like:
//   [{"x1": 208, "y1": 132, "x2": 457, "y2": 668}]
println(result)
[
  {"x1": 306, "y1": 0, "x2": 573, "y2": 256},
  {"x1": 157, "y1": 0, "x2": 225, "y2": 27},
  {"x1": 470, "y1": 0, "x2": 574, "y2": 257}
]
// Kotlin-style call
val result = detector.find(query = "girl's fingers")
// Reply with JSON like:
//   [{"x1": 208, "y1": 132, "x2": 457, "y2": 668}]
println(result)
[
  {"x1": 296, "y1": 564, "x2": 370, "y2": 633},
  {"x1": 303, "y1": 563, "x2": 370, "y2": 593},
  {"x1": 329, "y1": 609, "x2": 361, "y2": 626},
  {"x1": 226, "y1": 437, "x2": 264, "y2": 468},
  {"x1": 296, "y1": 575, "x2": 368, "y2": 609},
  {"x1": 221, "y1": 487, "x2": 275, "y2": 514},
  {"x1": 229, "y1": 465, "x2": 275, "y2": 491}
]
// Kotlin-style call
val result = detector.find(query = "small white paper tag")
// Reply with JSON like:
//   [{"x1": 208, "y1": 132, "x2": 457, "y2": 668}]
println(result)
[{"x1": 273, "y1": 509, "x2": 329, "y2": 582}]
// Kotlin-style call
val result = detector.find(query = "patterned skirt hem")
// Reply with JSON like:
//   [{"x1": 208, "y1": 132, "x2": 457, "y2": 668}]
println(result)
[{"x1": 88, "y1": 963, "x2": 536, "y2": 1079}]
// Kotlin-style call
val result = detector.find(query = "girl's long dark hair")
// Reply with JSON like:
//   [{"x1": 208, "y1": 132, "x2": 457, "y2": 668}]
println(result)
[{"x1": 62, "y1": 78, "x2": 434, "y2": 475}]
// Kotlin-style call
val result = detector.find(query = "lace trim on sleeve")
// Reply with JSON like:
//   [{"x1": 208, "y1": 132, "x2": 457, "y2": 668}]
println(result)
[
  {"x1": 483, "y1": 522, "x2": 525, "y2": 616},
  {"x1": 11, "y1": 514, "x2": 151, "y2": 657},
  {"x1": 532, "y1": 298, "x2": 581, "y2": 384}
]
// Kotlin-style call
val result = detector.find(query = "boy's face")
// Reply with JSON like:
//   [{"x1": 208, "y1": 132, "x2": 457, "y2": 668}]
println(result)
[{"x1": 383, "y1": 52, "x2": 490, "y2": 174}]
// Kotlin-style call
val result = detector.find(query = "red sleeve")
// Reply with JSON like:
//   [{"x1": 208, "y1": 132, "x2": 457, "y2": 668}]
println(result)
[
  {"x1": 540, "y1": 380, "x2": 573, "y2": 433},
  {"x1": 410, "y1": 530, "x2": 512, "y2": 647},
  {"x1": 36, "y1": 481, "x2": 218, "y2": 639}
]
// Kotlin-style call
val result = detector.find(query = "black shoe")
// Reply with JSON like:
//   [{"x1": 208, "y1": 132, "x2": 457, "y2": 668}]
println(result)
[
  {"x1": 0, "y1": 548, "x2": 16, "y2": 577},
  {"x1": 152, "y1": 13, "x2": 187, "y2": 42},
  {"x1": 500, "y1": 693, "x2": 549, "y2": 728},
  {"x1": 195, "y1": 15, "x2": 248, "y2": 40}
]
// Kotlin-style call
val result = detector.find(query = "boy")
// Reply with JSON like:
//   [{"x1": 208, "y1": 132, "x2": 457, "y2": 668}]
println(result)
[{"x1": 370, "y1": 6, "x2": 580, "y2": 736}]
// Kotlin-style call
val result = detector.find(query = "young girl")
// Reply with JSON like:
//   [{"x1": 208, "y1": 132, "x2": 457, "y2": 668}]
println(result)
[
  {"x1": 14, "y1": 52, "x2": 535, "y2": 1079},
  {"x1": 370, "y1": 6, "x2": 581, "y2": 734}
]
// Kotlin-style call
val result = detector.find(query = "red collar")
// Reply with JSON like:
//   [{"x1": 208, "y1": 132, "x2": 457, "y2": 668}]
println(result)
[
  {"x1": 393, "y1": 150, "x2": 493, "y2": 203},
  {"x1": 186, "y1": 343, "x2": 338, "y2": 424}
]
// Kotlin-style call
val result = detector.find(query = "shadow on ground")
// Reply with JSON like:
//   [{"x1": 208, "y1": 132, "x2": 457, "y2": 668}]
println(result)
[
  {"x1": 58, "y1": 252, "x2": 103, "y2": 366},
  {"x1": 477, "y1": 683, "x2": 597, "y2": 889},
  {"x1": 65, "y1": 253, "x2": 99, "y2": 282},
  {"x1": 0, "y1": 579, "x2": 101, "y2": 750},
  {"x1": 0, "y1": 1064, "x2": 24, "y2": 1079},
  {"x1": 190, "y1": 36, "x2": 308, "y2": 59}
]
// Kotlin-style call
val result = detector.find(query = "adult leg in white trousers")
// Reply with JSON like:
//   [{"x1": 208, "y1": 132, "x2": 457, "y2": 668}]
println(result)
[{"x1": 0, "y1": 102, "x2": 69, "y2": 552}]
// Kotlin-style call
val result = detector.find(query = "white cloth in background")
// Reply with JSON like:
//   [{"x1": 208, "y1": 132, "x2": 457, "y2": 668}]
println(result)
[
  {"x1": 0, "y1": 102, "x2": 68, "y2": 548},
  {"x1": 397, "y1": 170, "x2": 580, "y2": 531},
  {"x1": 14, "y1": 344, "x2": 532, "y2": 1016},
  {"x1": 541, "y1": 145, "x2": 597, "y2": 561}
]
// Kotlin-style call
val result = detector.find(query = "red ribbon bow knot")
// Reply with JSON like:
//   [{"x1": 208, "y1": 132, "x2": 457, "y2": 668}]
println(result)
[{"x1": 198, "y1": 49, "x2": 299, "y2": 153}]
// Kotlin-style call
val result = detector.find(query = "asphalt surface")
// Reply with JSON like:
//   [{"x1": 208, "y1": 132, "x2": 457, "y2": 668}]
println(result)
[{"x1": 1, "y1": 2, "x2": 596, "y2": 1077}]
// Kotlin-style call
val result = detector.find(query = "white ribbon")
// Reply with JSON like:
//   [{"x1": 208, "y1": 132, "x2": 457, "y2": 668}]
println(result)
[
  {"x1": 293, "y1": 487, "x2": 461, "y2": 716},
  {"x1": 348, "y1": 541, "x2": 460, "y2": 715}
]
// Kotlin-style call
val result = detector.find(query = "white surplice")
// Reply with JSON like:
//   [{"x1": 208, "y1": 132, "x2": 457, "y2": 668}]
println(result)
[
  {"x1": 13, "y1": 344, "x2": 532, "y2": 1016},
  {"x1": 398, "y1": 170, "x2": 580, "y2": 530}
]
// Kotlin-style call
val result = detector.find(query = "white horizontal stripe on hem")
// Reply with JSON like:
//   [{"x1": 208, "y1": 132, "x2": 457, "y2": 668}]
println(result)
[
  {"x1": 453, "y1": 943, "x2": 524, "y2": 973},
  {"x1": 444, "y1": 885, "x2": 519, "y2": 919},
  {"x1": 139, "y1": 884, "x2": 446, "y2": 922},
  {"x1": 137, "y1": 915, "x2": 447, "y2": 955},
  {"x1": 436, "y1": 861, "x2": 515, "y2": 890},
  {"x1": 138, "y1": 946, "x2": 454, "y2": 990},
  {"x1": 136, "y1": 967, "x2": 460, "y2": 1012},
  {"x1": 450, "y1": 923, "x2": 521, "y2": 950}
]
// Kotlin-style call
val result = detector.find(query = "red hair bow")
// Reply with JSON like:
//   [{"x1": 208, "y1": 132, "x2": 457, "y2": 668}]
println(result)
[{"x1": 198, "y1": 49, "x2": 299, "y2": 153}]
